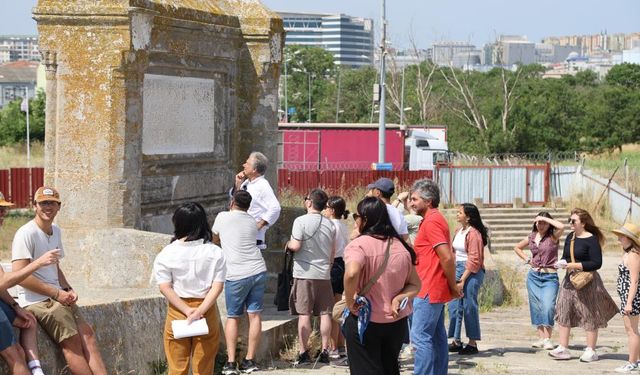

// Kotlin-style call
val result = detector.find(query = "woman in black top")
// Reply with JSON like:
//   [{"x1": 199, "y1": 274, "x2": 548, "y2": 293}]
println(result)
[{"x1": 548, "y1": 208, "x2": 617, "y2": 362}]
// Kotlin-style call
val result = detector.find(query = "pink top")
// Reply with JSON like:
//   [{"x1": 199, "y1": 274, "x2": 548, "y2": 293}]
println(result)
[{"x1": 344, "y1": 235, "x2": 413, "y2": 324}]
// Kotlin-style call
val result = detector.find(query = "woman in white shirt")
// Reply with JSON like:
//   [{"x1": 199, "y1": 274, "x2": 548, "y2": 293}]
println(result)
[{"x1": 152, "y1": 202, "x2": 226, "y2": 375}]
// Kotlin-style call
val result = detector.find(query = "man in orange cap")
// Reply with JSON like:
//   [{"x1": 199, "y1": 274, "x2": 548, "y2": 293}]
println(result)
[
  {"x1": 12, "y1": 187, "x2": 107, "y2": 375},
  {"x1": 1, "y1": 191, "x2": 59, "y2": 374}
]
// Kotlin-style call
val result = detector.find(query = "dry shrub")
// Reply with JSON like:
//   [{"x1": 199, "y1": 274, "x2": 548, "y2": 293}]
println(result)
[{"x1": 279, "y1": 328, "x2": 322, "y2": 361}]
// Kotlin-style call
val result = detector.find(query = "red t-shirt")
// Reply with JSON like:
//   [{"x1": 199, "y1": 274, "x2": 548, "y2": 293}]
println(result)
[{"x1": 414, "y1": 208, "x2": 453, "y2": 303}]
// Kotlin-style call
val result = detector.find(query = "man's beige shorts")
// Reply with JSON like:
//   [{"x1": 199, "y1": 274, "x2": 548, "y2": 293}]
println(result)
[
  {"x1": 26, "y1": 299, "x2": 86, "y2": 343},
  {"x1": 289, "y1": 278, "x2": 334, "y2": 316}
]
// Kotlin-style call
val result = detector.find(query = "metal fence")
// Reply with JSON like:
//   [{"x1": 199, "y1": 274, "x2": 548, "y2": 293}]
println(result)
[
  {"x1": 278, "y1": 169, "x2": 433, "y2": 194},
  {"x1": 554, "y1": 165, "x2": 640, "y2": 224},
  {"x1": 436, "y1": 164, "x2": 550, "y2": 206},
  {"x1": 0, "y1": 168, "x2": 44, "y2": 208}
]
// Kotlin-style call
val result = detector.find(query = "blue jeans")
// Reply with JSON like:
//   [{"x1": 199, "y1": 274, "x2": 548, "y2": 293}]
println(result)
[
  {"x1": 448, "y1": 261, "x2": 485, "y2": 341},
  {"x1": 411, "y1": 295, "x2": 448, "y2": 375},
  {"x1": 526, "y1": 270, "x2": 559, "y2": 327}
]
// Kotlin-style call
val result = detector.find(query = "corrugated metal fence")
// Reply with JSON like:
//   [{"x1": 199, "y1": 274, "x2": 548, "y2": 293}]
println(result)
[
  {"x1": 436, "y1": 164, "x2": 550, "y2": 206},
  {"x1": 0, "y1": 168, "x2": 44, "y2": 208},
  {"x1": 278, "y1": 169, "x2": 433, "y2": 194}
]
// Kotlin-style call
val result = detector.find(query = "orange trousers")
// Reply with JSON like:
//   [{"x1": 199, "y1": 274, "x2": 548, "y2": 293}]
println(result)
[{"x1": 163, "y1": 298, "x2": 220, "y2": 375}]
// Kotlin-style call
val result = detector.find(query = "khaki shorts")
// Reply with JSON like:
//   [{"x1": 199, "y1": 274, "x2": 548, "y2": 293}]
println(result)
[
  {"x1": 26, "y1": 299, "x2": 86, "y2": 343},
  {"x1": 289, "y1": 278, "x2": 334, "y2": 316}
]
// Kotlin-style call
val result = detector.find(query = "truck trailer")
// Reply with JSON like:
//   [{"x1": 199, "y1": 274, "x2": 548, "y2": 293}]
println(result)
[{"x1": 278, "y1": 123, "x2": 449, "y2": 171}]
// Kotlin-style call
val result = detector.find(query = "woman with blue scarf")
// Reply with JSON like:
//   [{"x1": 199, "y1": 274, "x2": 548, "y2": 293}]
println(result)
[{"x1": 343, "y1": 197, "x2": 421, "y2": 375}]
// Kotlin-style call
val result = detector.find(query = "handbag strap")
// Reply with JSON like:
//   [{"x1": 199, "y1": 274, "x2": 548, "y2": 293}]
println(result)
[
  {"x1": 569, "y1": 232, "x2": 576, "y2": 263},
  {"x1": 360, "y1": 238, "x2": 392, "y2": 295}
]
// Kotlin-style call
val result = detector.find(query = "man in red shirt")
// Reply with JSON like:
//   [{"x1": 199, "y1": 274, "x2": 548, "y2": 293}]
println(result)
[{"x1": 409, "y1": 179, "x2": 460, "y2": 375}]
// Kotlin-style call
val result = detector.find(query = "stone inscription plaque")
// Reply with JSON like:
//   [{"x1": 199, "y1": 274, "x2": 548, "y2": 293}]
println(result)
[{"x1": 142, "y1": 74, "x2": 216, "y2": 155}]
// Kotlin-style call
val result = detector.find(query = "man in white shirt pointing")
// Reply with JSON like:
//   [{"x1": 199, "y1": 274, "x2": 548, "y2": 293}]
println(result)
[{"x1": 233, "y1": 152, "x2": 281, "y2": 250}]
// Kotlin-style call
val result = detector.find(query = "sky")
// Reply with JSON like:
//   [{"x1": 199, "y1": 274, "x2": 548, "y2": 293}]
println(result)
[{"x1": 2, "y1": 0, "x2": 639, "y2": 49}]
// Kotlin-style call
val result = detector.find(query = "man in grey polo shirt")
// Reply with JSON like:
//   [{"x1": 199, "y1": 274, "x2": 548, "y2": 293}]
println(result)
[
  {"x1": 287, "y1": 188, "x2": 336, "y2": 366},
  {"x1": 213, "y1": 190, "x2": 266, "y2": 375}
]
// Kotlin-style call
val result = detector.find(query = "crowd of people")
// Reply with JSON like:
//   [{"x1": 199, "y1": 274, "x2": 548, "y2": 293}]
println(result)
[{"x1": 0, "y1": 150, "x2": 638, "y2": 375}]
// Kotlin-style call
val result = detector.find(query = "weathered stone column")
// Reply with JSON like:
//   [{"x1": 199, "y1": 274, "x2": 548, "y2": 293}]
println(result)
[{"x1": 32, "y1": 0, "x2": 283, "y2": 284}]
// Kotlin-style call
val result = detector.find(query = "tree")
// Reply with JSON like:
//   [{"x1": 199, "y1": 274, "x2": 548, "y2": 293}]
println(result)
[
  {"x1": 0, "y1": 89, "x2": 45, "y2": 146},
  {"x1": 606, "y1": 63, "x2": 640, "y2": 90},
  {"x1": 282, "y1": 46, "x2": 336, "y2": 123}
]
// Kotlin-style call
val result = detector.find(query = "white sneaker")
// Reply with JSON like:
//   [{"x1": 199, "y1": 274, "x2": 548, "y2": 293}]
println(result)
[
  {"x1": 579, "y1": 347, "x2": 599, "y2": 362},
  {"x1": 532, "y1": 338, "x2": 545, "y2": 348},
  {"x1": 549, "y1": 345, "x2": 571, "y2": 360},
  {"x1": 542, "y1": 338, "x2": 555, "y2": 350},
  {"x1": 328, "y1": 349, "x2": 340, "y2": 359},
  {"x1": 615, "y1": 362, "x2": 639, "y2": 373}
]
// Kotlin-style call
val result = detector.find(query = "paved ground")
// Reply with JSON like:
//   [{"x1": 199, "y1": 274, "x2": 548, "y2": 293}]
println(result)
[{"x1": 258, "y1": 252, "x2": 630, "y2": 374}]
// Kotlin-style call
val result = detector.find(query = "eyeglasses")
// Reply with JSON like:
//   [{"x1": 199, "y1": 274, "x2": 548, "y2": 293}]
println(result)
[
  {"x1": 37, "y1": 201, "x2": 58, "y2": 207},
  {"x1": 568, "y1": 218, "x2": 577, "y2": 224},
  {"x1": 352, "y1": 213, "x2": 360, "y2": 221}
]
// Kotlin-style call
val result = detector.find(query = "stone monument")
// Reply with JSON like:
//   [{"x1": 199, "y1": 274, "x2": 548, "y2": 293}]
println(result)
[
  {"x1": 26, "y1": 1, "x2": 284, "y2": 372},
  {"x1": 34, "y1": 0, "x2": 283, "y2": 286}
]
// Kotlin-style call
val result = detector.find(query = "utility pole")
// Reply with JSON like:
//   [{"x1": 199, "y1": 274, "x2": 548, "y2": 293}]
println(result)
[
  {"x1": 399, "y1": 66, "x2": 406, "y2": 126},
  {"x1": 377, "y1": 0, "x2": 387, "y2": 163}
]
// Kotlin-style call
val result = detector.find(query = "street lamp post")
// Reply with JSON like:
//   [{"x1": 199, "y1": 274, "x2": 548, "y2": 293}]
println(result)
[
  {"x1": 335, "y1": 68, "x2": 341, "y2": 123},
  {"x1": 377, "y1": 0, "x2": 387, "y2": 164},
  {"x1": 308, "y1": 72, "x2": 312, "y2": 123},
  {"x1": 284, "y1": 57, "x2": 288, "y2": 122},
  {"x1": 399, "y1": 66, "x2": 406, "y2": 126}
]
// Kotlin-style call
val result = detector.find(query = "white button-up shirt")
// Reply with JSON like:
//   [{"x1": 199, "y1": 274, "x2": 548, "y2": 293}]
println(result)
[{"x1": 239, "y1": 175, "x2": 281, "y2": 243}]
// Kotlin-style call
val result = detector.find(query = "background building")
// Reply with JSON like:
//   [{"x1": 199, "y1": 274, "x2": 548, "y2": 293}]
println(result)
[
  {"x1": 0, "y1": 61, "x2": 38, "y2": 107},
  {"x1": 279, "y1": 11, "x2": 374, "y2": 67},
  {"x1": 431, "y1": 41, "x2": 481, "y2": 68},
  {"x1": 0, "y1": 35, "x2": 39, "y2": 62}
]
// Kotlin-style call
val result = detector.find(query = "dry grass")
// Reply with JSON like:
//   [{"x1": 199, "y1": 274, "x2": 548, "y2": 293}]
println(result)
[
  {"x1": 0, "y1": 212, "x2": 31, "y2": 261},
  {"x1": 0, "y1": 141, "x2": 44, "y2": 168},
  {"x1": 279, "y1": 328, "x2": 322, "y2": 361},
  {"x1": 565, "y1": 188, "x2": 620, "y2": 252},
  {"x1": 583, "y1": 143, "x2": 640, "y2": 196}
]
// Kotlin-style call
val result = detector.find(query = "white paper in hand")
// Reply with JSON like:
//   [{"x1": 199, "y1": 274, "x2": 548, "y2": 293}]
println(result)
[{"x1": 171, "y1": 318, "x2": 209, "y2": 339}]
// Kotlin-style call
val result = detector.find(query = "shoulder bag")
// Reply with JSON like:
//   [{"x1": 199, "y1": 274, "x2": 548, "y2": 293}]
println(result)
[
  {"x1": 274, "y1": 214, "x2": 324, "y2": 311},
  {"x1": 568, "y1": 233, "x2": 594, "y2": 290},
  {"x1": 332, "y1": 238, "x2": 392, "y2": 320}
]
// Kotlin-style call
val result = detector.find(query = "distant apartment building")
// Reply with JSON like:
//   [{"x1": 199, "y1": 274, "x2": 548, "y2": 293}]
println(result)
[
  {"x1": 381, "y1": 48, "x2": 430, "y2": 70},
  {"x1": 484, "y1": 35, "x2": 535, "y2": 66},
  {"x1": 279, "y1": 11, "x2": 374, "y2": 67},
  {"x1": 431, "y1": 41, "x2": 481, "y2": 68},
  {"x1": 0, "y1": 61, "x2": 38, "y2": 108},
  {"x1": 535, "y1": 43, "x2": 581, "y2": 64},
  {"x1": 543, "y1": 31, "x2": 640, "y2": 56},
  {"x1": 0, "y1": 35, "x2": 39, "y2": 62}
]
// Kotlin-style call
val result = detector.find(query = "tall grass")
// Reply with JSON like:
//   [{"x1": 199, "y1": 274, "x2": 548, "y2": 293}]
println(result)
[
  {"x1": 583, "y1": 144, "x2": 640, "y2": 196},
  {"x1": 0, "y1": 141, "x2": 44, "y2": 168}
]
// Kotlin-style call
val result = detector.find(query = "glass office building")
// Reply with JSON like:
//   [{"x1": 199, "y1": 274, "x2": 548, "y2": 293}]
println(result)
[{"x1": 279, "y1": 12, "x2": 374, "y2": 67}]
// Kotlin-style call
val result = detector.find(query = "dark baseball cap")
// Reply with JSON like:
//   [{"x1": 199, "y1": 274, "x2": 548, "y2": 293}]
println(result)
[{"x1": 367, "y1": 177, "x2": 395, "y2": 195}]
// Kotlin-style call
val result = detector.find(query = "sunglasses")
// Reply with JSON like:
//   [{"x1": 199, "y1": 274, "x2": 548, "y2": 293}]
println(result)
[
  {"x1": 352, "y1": 213, "x2": 361, "y2": 221},
  {"x1": 568, "y1": 218, "x2": 577, "y2": 224}
]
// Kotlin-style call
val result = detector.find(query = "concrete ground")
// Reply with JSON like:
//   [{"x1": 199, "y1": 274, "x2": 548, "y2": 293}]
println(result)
[{"x1": 259, "y1": 251, "x2": 630, "y2": 374}]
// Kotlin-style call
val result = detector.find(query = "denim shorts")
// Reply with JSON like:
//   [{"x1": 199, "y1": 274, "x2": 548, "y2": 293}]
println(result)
[
  {"x1": 225, "y1": 271, "x2": 267, "y2": 317},
  {"x1": 0, "y1": 300, "x2": 17, "y2": 351}
]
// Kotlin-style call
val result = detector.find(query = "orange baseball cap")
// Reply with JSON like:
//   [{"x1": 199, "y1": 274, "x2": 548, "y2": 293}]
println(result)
[
  {"x1": 34, "y1": 186, "x2": 61, "y2": 203},
  {"x1": 0, "y1": 191, "x2": 13, "y2": 207}
]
